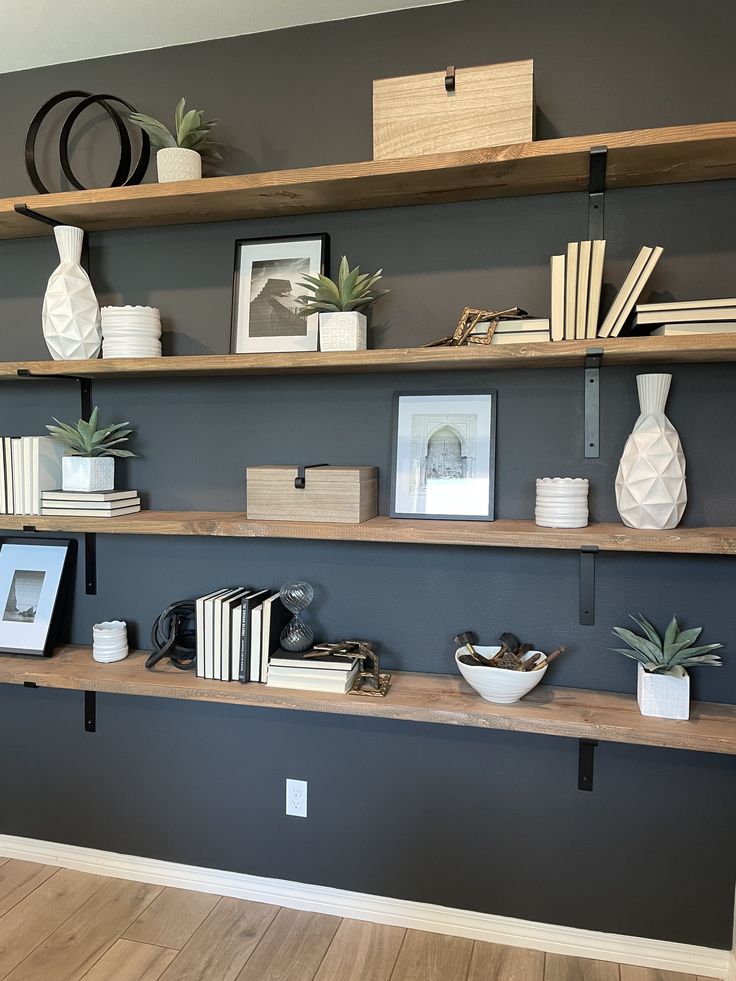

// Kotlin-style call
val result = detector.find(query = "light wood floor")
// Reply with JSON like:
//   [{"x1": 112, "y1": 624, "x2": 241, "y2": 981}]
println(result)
[{"x1": 0, "y1": 859, "x2": 715, "y2": 981}]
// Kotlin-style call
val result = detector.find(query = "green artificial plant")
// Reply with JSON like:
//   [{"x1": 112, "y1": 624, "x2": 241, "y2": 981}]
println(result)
[
  {"x1": 297, "y1": 256, "x2": 389, "y2": 316},
  {"x1": 129, "y1": 98, "x2": 221, "y2": 159},
  {"x1": 46, "y1": 406, "x2": 136, "y2": 458},
  {"x1": 612, "y1": 614, "x2": 723, "y2": 676}
]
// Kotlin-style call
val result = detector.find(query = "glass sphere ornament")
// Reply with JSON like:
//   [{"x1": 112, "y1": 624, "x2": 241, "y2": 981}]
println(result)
[{"x1": 279, "y1": 581, "x2": 315, "y2": 653}]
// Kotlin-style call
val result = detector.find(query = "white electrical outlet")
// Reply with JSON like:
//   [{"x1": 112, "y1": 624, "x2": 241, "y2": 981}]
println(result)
[{"x1": 285, "y1": 778, "x2": 307, "y2": 818}]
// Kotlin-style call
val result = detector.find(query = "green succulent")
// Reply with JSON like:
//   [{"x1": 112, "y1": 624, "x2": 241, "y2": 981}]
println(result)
[
  {"x1": 46, "y1": 406, "x2": 136, "y2": 459},
  {"x1": 297, "y1": 256, "x2": 389, "y2": 316},
  {"x1": 129, "y1": 98, "x2": 221, "y2": 159},
  {"x1": 612, "y1": 614, "x2": 723, "y2": 676}
]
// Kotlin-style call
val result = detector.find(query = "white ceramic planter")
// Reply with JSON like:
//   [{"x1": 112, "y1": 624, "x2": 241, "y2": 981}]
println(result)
[
  {"x1": 455, "y1": 647, "x2": 548, "y2": 704},
  {"x1": 156, "y1": 148, "x2": 202, "y2": 183},
  {"x1": 62, "y1": 456, "x2": 115, "y2": 493},
  {"x1": 319, "y1": 312, "x2": 367, "y2": 351},
  {"x1": 636, "y1": 663, "x2": 690, "y2": 720}
]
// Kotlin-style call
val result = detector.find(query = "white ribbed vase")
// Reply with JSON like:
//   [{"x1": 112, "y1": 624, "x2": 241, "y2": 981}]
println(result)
[
  {"x1": 615, "y1": 373, "x2": 686, "y2": 530},
  {"x1": 42, "y1": 226, "x2": 101, "y2": 360}
]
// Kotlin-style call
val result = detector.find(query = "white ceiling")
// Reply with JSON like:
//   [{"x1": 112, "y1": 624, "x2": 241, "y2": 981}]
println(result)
[{"x1": 0, "y1": 0, "x2": 459, "y2": 74}]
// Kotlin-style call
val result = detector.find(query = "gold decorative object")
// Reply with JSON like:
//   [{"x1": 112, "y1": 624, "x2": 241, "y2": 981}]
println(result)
[
  {"x1": 308, "y1": 640, "x2": 392, "y2": 697},
  {"x1": 424, "y1": 306, "x2": 528, "y2": 347}
]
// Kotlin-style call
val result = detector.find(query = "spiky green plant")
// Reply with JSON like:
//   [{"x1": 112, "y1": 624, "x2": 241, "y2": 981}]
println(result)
[
  {"x1": 612, "y1": 614, "x2": 723, "y2": 676},
  {"x1": 46, "y1": 407, "x2": 136, "y2": 458},
  {"x1": 297, "y1": 256, "x2": 389, "y2": 316},
  {"x1": 129, "y1": 98, "x2": 221, "y2": 159}
]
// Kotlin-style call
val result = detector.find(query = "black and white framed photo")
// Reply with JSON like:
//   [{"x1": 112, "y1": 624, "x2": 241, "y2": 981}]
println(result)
[
  {"x1": 390, "y1": 391, "x2": 497, "y2": 521},
  {"x1": 230, "y1": 234, "x2": 329, "y2": 353},
  {"x1": 0, "y1": 538, "x2": 75, "y2": 657}
]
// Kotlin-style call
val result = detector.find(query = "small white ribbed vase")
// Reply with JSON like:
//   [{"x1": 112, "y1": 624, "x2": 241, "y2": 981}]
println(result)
[
  {"x1": 42, "y1": 225, "x2": 101, "y2": 360},
  {"x1": 615, "y1": 373, "x2": 686, "y2": 530}
]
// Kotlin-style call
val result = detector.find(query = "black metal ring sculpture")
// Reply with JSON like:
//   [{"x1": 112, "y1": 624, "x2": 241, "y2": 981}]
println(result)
[{"x1": 25, "y1": 90, "x2": 151, "y2": 194}]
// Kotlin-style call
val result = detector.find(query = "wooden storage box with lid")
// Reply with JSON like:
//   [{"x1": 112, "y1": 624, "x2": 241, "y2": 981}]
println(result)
[
  {"x1": 372, "y1": 59, "x2": 534, "y2": 160},
  {"x1": 246, "y1": 465, "x2": 378, "y2": 523}
]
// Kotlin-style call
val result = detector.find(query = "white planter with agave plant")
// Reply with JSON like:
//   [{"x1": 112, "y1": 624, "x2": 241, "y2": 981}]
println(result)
[
  {"x1": 297, "y1": 256, "x2": 389, "y2": 352},
  {"x1": 612, "y1": 614, "x2": 723, "y2": 720},
  {"x1": 46, "y1": 407, "x2": 137, "y2": 494},
  {"x1": 130, "y1": 98, "x2": 220, "y2": 183}
]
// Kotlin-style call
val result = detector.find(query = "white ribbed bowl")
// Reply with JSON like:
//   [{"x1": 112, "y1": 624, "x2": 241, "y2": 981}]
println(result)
[{"x1": 455, "y1": 646, "x2": 548, "y2": 704}]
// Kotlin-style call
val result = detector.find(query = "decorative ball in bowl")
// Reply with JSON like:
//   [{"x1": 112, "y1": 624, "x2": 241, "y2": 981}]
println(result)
[{"x1": 455, "y1": 646, "x2": 548, "y2": 704}]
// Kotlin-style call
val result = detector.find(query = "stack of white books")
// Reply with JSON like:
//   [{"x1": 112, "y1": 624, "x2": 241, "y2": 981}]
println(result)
[
  {"x1": 266, "y1": 648, "x2": 359, "y2": 694},
  {"x1": 40, "y1": 489, "x2": 141, "y2": 517},
  {"x1": 468, "y1": 318, "x2": 550, "y2": 344},
  {"x1": 0, "y1": 436, "x2": 64, "y2": 515},
  {"x1": 633, "y1": 298, "x2": 736, "y2": 334}
]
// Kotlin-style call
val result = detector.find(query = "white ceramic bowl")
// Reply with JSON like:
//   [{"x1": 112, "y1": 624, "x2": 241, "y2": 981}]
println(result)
[{"x1": 455, "y1": 646, "x2": 548, "y2": 704}]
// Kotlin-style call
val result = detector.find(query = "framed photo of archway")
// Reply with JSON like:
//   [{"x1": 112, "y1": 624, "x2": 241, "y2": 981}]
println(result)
[{"x1": 389, "y1": 390, "x2": 496, "y2": 521}]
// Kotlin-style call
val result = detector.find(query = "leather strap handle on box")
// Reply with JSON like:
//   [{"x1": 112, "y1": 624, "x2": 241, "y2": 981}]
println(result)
[
  {"x1": 445, "y1": 65, "x2": 456, "y2": 92},
  {"x1": 294, "y1": 464, "x2": 328, "y2": 489}
]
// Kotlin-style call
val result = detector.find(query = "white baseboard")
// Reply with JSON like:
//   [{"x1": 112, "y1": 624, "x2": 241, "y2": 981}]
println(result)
[{"x1": 0, "y1": 834, "x2": 729, "y2": 978}]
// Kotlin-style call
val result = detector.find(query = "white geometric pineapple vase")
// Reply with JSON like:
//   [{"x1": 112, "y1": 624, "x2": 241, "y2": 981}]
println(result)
[
  {"x1": 42, "y1": 225, "x2": 101, "y2": 360},
  {"x1": 615, "y1": 373, "x2": 687, "y2": 530}
]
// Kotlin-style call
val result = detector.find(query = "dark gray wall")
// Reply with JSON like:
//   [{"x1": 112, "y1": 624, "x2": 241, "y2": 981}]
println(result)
[{"x1": 0, "y1": 0, "x2": 735, "y2": 948}]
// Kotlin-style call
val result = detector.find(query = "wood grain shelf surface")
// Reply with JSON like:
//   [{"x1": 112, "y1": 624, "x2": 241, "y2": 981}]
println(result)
[
  {"x1": 3, "y1": 647, "x2": 734, "y2": 754},
  {"x1": 1, "y1": 513, "x2": 735, "y2": 554},
  {"x1": 3, "y1": 333, "x2": 736, "y2": 381},
  {"x1": 2, "y1": 121, "x2": 736, "y2": 239}
]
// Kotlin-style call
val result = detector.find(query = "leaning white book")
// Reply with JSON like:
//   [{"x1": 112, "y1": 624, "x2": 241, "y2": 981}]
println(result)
[{"x1": 32, "y1": 437, "x2": 66, "y2": 515}]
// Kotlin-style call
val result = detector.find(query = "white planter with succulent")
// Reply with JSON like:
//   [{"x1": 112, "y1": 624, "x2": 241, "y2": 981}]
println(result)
[
  {"x1": 130, "y1": 98, "x2": 220, "y2": 183},
  {"x1": 611, "y1": 614, "x2": 723, "y2": 720},
  {"x1": 46, "y1": 407, "x2": 136, "y2": 493},
  {"x1": 297, "y1": 256, "x2": 389, "y2": 352}
]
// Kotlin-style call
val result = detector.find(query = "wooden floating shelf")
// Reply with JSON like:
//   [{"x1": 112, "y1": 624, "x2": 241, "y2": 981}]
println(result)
[
  {"x1": 1, "y1": 122, "x2": 736, "y2": 239},
  {"x1": 4, "y1": 333, "x2": 736, "y2": 381},
  {"x1": 3, "y1": 647, "x2": 734, "y2": 755},
  {"x1": 2, "y1": 513, "x2": 735, "y2": 554}
]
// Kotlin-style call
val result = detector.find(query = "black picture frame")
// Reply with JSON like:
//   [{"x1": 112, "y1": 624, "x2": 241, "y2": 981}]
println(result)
[
  {"x1": 0, "y1": 537, "x2": 76, "y2": 657},
  {"x1": 229, "y1": 233, "x2": 329, "y2": 354},
  {"x1": 389, "y1": 390, "x2": 497, "y2": 521}
]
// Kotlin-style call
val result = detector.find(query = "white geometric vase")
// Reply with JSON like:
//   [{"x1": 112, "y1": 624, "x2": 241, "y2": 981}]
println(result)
[
  {"x1": 615, "y1": 373, "x2": 687, "y2": 530},
  {"x1": 42, "y1": 226, "x2": 101, "y2": 360}
]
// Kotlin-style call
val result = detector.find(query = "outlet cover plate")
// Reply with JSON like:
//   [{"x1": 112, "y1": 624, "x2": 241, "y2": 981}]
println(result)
[{"x1": 286, "y1": 778, "x2": 307, "y2": 818}]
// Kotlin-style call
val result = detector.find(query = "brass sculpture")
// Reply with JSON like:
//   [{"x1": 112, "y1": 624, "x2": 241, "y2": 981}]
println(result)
[
  {"x1": 424, "y1": 306, "x2": 529, "y2": 347},
  {"x1": 308, "y1": 641, "x2": 392, "y2": 696}
]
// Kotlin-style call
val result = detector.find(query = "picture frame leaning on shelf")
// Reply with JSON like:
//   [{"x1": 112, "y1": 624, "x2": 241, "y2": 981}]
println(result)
[{"x1": 390, "y1": 390, "x2": 497, "y2": 521}]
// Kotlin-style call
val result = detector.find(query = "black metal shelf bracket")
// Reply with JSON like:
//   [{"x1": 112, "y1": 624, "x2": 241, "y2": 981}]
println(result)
[
  {"x1": 584, "y1": 347, "x2": 603, "y2": 458},
  {"x1": 588, "y1": 146, "x2": 607, "y2": 240},
  {"x1": 84, "y1": 690, "x2": 96, "y2": 732},
  {"x1": 13, "y1": 203, "x2": 66, "y2": 228},
  {"x1": 578, "y1": 739, "x2": 598, "y2": 791},
  {"x1": 14, "y1": 370, "x2": 96, "y2": 594},
  {"x1": 579, "y1": 545, "x2": 598, "y2": 625}
]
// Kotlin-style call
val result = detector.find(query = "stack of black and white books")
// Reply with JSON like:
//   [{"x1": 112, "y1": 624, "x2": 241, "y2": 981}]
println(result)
[
  {"x1": 633, "y1": 298, "x2": 736, "y2": 335},
  {"x1": 266, "y1": 647, "x2": 359, "y2": 694},
  {"x1": 195, "y1": 588, "x2": 290, "y2": 683},
  {"x1": 40, "y1": 489, "x2": 141, "y2": 517}
]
